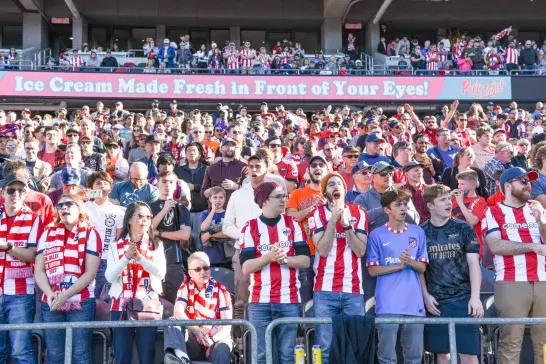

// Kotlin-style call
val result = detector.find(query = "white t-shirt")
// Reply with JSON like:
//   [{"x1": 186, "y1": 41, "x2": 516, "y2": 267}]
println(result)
[{"x1": 85, "y1": 200, "x2": 125, "y2": 259}]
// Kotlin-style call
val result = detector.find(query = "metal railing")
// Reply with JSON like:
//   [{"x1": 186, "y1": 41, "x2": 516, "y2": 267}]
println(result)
[
  {"x1": 0, "y1": 60, "x2": 35, "y2": 70},
  {"x1": 413, "y1": 69, "x2": 509, "y2": 76},
  {"x1": 0, "y1": 318, "x2": 257, "y2": 364},
  {"x1": 265, "y1": 316, "x2": 546, "y2": 364},
  {"x1": 34, "y1": 48, "x2": 52, "y2": 67},
  {"x1": 509, "y1": 69, "x2": 546, "y2": 76}
]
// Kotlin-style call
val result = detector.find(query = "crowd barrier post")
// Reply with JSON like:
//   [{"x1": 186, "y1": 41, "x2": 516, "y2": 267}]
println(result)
[
  {"x1": 265, "y1": 316, "x2": 546, "y2": 364},
  {"x1": 0, "y1": 318, "x2": 258, "y2": 364}
]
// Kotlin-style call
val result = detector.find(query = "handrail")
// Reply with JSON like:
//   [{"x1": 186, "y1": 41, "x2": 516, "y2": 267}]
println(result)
[
  {"x1": 0, "y1": 318, "x2": 257, "y2": 364},
  {"x1": 265, "y1": 316, "x2": 546, "y2": 364},
  {"x1": 413, "y1": 69, "x2": 510, "y2": 76}
]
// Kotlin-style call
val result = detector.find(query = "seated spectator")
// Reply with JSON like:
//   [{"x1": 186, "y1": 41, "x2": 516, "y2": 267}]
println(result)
[
  {"x1": 86, "y1": 51, "x2": 101, "y2": 69},
  {"x1": 105, "y1": 140, "x2": 130, "y2": 182},
  {"x1": 164, "y1": 252, "x2": 232, "y2": 364},
  {"x1": 150, "y1": 171, "x2": 192, "y2": 304},
  {"x1": 511, "y1": 139, "x2": 531, "y2": 170},
  {"x1": 35, "y1": 194, "x2": 101, "y2": 364},
  {"x1": 200, "y1": 186, "x2": 232, "y2": 269},
  {"x1": 367, "y1": 189, "x2": 428, "y2": 364},
  {"x1": 109, "y1": 162, "x2": 159, "y2": 207},
  {"x1": 84, "y1": 172, "x2": 124, "y2": 297},
  {"x1": 48, "y1": 143, "x2": 90, "y2": 193},
  {"x1": 441, "y1": 147, "x2": 487, "y2": 197},
  {"x1": 100, "y1": 50, "x2": 119, "y2": 68}
]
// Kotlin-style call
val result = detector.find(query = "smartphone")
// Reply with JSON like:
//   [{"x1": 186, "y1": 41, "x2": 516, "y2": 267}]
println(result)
[{"x1": 85, "y1": 189, "x2": 103, "y2": 199}]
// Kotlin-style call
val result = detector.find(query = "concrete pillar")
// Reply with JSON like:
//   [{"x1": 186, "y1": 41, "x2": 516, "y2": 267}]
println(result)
[
  {"x1": 229, "y1": 27, "x2": 240, "y2": 47},
  {"x1": 321, "y1": 18, "x2": 342, "y2": 54},
  {"x1": 365, "y1": 21, "x2": 379, "y2": 55},
  {"x1": 0, "y1": 27, "x2": 3, "y2": 49},
  {"x1": 156, "y1": 25, "x2": 166, "y2": 45},
  {"x1": 72, "y1": 18, "x2": 88, "y2": 50},
  {"x1": 22, "y1": 13, "x2": 49, "y2": 50}
]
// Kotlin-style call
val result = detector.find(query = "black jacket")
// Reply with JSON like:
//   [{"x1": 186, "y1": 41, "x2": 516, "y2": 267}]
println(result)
[
  {"x1": 100, "y1": 56, "x2": 119, "y2": 68},
  {"x1": 377, "y1": 42, "x2": 387, "y2": 55},
  {"x1": 519, "y1": 48, "x2": 538, "y2": 66},
  {"x1": 330, "y1": 314, "x2": 376, "y2": 364},
  {"x1": 175, "y1": 163, "x2": 208, "y2": 212}
]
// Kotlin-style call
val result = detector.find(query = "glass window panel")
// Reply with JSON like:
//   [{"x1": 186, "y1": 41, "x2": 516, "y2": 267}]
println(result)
[
  {"x1": 167, "y1": 29, "x2": 189, "y2": 45},
  {"x1": 111, "y1": 29, "x2": 129, "y2": 51},
  {"x1": 210, "y1": 29, "x2": 229, "y2": 50},
  {"x1": 241, "y1": 30, "x2": 266, "y2": 50},
  {"x1": 2, "y1": 26, "x2": 22, "y2": 49},
  {"x1": 89, "y1": 27, "x2": 107, "y2": 50},
  {"x1": 294, "y1": 31, "x2": 319, "y2": 54},
  {"x1": 131, "y1": 28, "x2": 155, "y2": 50}
]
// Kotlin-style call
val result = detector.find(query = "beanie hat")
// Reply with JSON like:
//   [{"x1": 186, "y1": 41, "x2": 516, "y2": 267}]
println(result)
[
  {"x1": 320, "y1": 172, "x2": 348, "y2": 196},
  {"x1": 254, "y1": 182, "x2": 281, "y2": 208}
]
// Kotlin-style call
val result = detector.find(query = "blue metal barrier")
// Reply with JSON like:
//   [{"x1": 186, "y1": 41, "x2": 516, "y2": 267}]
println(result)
[
  {"x1": 0, "y1": 318, "x2": 257, "y2": 364},
  {"x1": 265, "y1": 316, "x2": 546, "y2": 364}
]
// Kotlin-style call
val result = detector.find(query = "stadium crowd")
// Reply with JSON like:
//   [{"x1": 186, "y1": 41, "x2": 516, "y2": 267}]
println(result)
[{"x1": 0, "y1": 97, "x2": 546, "y2": 364}]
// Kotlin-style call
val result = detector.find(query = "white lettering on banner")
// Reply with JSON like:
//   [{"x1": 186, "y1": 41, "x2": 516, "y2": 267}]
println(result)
[
  {"x1": 173, "y1": 79, "x2": 226, "y2": 95},
  {"x1": 50, "y1": 76, "x2": 112, "y2": 93},
  {"x1": 383, "y1": 81, "x2": 429, "y2": 99},
  {"x1": 502, "y1": 222, "x2": 539, "y2": 229},
  {"x1": 118, "y1": 79, "x2": 169, "y2": 94},
  {"x1": 253, "y1": 80, "x2": 307, "y2": 96},
  {"x1": 332, "y1": 80, "x2": 380, "y2": 96},
  {"x1": 14, "y1": 76, "x2": 45, "y2": 92}
]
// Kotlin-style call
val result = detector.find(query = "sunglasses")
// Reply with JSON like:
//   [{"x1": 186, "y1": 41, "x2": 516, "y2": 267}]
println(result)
[
  {"x1": 6, "y1": 187, "x2": 26, "y2": 195},
  {"x1": 376, "y1": 170, "x2": 394, "y2": 177},
  {"x1": 205, "y1": 131, "x2": 214, "y2": 134},
  {"x1": 138, "y1": 214, "x2": 153, "y2": 220},
  {"x1": 269, "y1": 144, "x2": 282, "y2": 149},
  {"x1": 215, "y1": 129, "x2": 223, "y2": 133},
  {"x1": 344, "y1": 155, "x2": 359, "y2": 159},
  {"x1": 189, "y1": 266, "x2": 210, "y2": 273},
  {"x1": 67, "y1": 134, "x2": 78, "y2": 138},
  {"x1": 356, "y1": 170, "x2": 372, "y2": 176},
  {"x1": 310, "y1": 163, "x2": 326, "y2": 169},
  {"x1": 56, "y1": 201, "x2": 76, "y2": 210},
  {"x1": 112, "y1": 128, "x2": 120, "y2": 131},
  {"x1": 512, "y1": 178, "x2": 531, "y2": 185},
  {"x1": 193, "y1": 130, "x2": 203, "y2": 134}
]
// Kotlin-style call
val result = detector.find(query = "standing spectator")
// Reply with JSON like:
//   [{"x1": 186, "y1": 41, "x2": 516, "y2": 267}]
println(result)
[
  {"x1": 109, "y1": 162, "x2": 159, "y2": 207},
  {"x1": 239, "y1": 41, "x2": 255, "y2": 74},
  {"x1": 35, "y1": 194, "x2": 101, "y2": 364},
  {"x1": 504, "y1": 40, "x2": 519, "y2": 73},
  {"x1": 483, "y1": 167, "x2": 546, "y2": 364},
  {"x1": 0, "y1": 173, "x2": 43, "y2": 364},
  {"x1": 425, "y1": 44, "x2": 440, "y2": 74},
  {"x1": 106, "y1": 202, "x2": 166, "y2": 364},
  {"x1": 471, "y1": 126, "x2": 495, "y2": 170},
  {"x1": 241, "y1": 182, "x2": 310, "y2": 364},
  {"x1": 357, "y1": 134, "x2": 390, "y2": 165},
  {"x1": 265, "y1": 136, "x2": 298, "y2": 193},
  {"x1": 159, "y1": 39, "x2": 176, "y2": 68},
  {"x1": 421, "y1": 185, "x2": 483, "y2": 363},
  {"x1": 200, "y1": 187, "x2": 231, "y2": 268},
  {"x1": 99, "y1": 50, "x2": 119, "y2": 68},
  {"x1": 150, "y1": 171, "x2": 192, "y2": 304},
  {"x1": 81, "y1": 136, "x2": 106, "y2": 173},
  {"x1": 309, "y1": 173, "x2": 367, "y2": 364},
  {"x1": 345, "y1": 161, "x2": 373, "y2": 204},
  {"x1": 85, "y1": 172, "x2": 124, "y2": 298},
  {"x1": 176, "y1": 43, "x2": 192, "y2": 72},
  {"x1": 519, "y1": 40, "x2": 538, "y2": 72},
  {"x1": 140, "y1": 135, "x2": 161, "y2": 179},
  {"x1": 457, "y1": 52, "x2": 473, "y2": 74},
  {"x1": 105, "y1": 140, "x2": 130, "y2": 183},
  {"x1": 483, "y1": 142, "x2": 514, "y2": 196},
  {"x1": 163, "y1": 252, "x2": 232, "y2": 364},
  {"x1": 38, "y1": 127, "x2": 64, "y2": 171},
  {"x1": 367, "y1": 189, "x2": 428, "y2": 364},
  {"x1": 511, "y1": 139, "x2": 531, "y2": 170},
  {"x1": 400, "y1": 161, "x2": 430, "y2": 221},
  {"x1": 25, "y1": 137, "x2": 52, "y2": 187},
  {"x1": 377, "y1": 36, "x2": 387, "y2": 55},
  {"x1": 223, "y1": 154, "x2": 269, "y2": 321},
  {"x1": 427, "y1": 128, "x2": 460, "y2": 179},
  {"x1": 201, "y1": 138, "x2": 246, "y2": 204}
]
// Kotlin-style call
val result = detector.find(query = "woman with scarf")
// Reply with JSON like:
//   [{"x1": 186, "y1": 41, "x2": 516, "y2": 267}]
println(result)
[
  {"x1": 35, "y1": 194, "x2": 102, "y2": 364},
  {"x1": 106, "y1": 201, "x2": 166, "y2": 364}
]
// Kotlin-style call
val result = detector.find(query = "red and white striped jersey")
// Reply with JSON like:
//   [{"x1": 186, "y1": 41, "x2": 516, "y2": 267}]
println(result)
[
  {"x1": 70, "y1": 56, "x2": 85, "y2": 68},
  {"x1": 226, "y1": 52, "x2": 239, "y2": 70},
  {"x1": 280, "y1": 52, "x2": 291, "y2": 65},
  {"x1": 438, "y1": 50, "x2": 449, "y2": 62},
  {"x1": 453, "y1": 42, "x2": 465, "y2": 59},
  {"x1": 277, "y1": 159, "x2": 299, "y2": 183},
  {"x1": 1, "y1": 216, "x2": 43, "y2": 295},
  {"x1": 482, "y1": 203, "x2": 546, "y2": 282},
  {"x1": 239, "y1": 49, "x2": 254, "y2": 68},
  {"x1": 505, "y1": 48, "x2": 519, "y2": 65},
  {"x1": 309, "y1": 204, "x2": 368, "y2": 294},
  {"x1": 259, "y1": 54, "x2": 270, "y2": 70},
  {"x1": 426, "y1": 51, "x2": 439, "y2": 70},
  {"x1": 240, "y1": 214, "x2": 307, "y2": 303},
  {"x1": 386, "y1": 131, "x2": 412, "y2": 146}
]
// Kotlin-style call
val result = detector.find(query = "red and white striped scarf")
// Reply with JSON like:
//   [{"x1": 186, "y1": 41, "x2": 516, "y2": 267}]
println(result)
[
  {"x1": 185, "y1": 278, "x2": 222, "y2": 348},
  {"x1": 0, "y1": 204, "x2": 35, "y2": 287},
  {"x1": 43, "y1": 220, "x2": 90, "y2": 311},
  {"x1": 115, "y1": 235, "x2": 156, "y2": 310}
]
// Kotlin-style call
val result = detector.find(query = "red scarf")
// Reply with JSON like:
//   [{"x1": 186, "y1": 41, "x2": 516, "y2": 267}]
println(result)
[
  {"x1": 115, "y1": 235, "x2": 156, "y2": 310},
  {"x1": 0, "y1": 204, "x2": 35, "y2": 288},
  {"x1": 43, "y1": 220, "x2": 89, "y2": 311}
]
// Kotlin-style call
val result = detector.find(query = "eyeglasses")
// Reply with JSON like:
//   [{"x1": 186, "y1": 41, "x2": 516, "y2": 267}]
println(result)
[
  {"x1": 356, "y1": 170, "x2": 372, "y2": 176},
  {"x1": 310, "y1": 163, "x2": 326, "y2": 169},
  {"x1": 67, "y1": 134, "x2": 78, "y2": 138},
  {"x1": 6, "y1": 187, "x2": 26, "y2": 195},
  {"x1": 231, "y1": 130, "x2": 243, "y2": 134},
  {"x1": 344, "y1": 155, "x2": 359, "y2": 159},
  {"x1": 138, "y1": 214, "x2": 153, "y2": 220},
  {"x1": 189, "y1": 266, "x2": 210, "y2": 273},
  {"x1": 511, "y1": 178, "x2": 531, "y2": 186},
  {"x1": 112, "y1": 128, "x2": 120, "y2": 131},
  {"x1": 269, "y1": 144, "x2": 281, "y2": 149},
  {"x1": 376, "y1": 170, "x2": 394, "y2": 177},
  {"x1": 56, "y1": 201, "x2": 76, "y2": 210},
  {"x1": 131, "y1": 177, "x2": 147, "y2": 182},
  {"x1": 46, "y1": 133, "x2": 57, "y2": 137},
  {"x1": 193, "y1": 130, "x2": 203, "y2": 134},
  {"x1": 323, "y1": 148, "x2": 332, "y2": 152},
  {"x1": 81, "y1": 141, "x2": 92, "y2": 145},
  {"x1": 205, "y1": 131, "x2": 214, "y2": 134},
  {"x1": 107, "y1": 145, "x2": 119, "y2": 149},
  {"x1": 269, "y1": 194, "x2": 289, "y2": 201}
]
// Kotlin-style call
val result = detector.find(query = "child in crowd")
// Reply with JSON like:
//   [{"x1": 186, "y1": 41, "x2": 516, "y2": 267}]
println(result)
[{"x1": 200, "y1": 186, "x2": 232, "y2": 269}]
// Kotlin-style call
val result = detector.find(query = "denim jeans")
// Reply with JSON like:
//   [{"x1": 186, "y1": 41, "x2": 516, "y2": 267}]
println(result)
[
  {"x1": 313, "y1": 291, "x2": 365, "y2": 364},
  {"x1": 247, "y1": 303, "x2": 301, "y2": 364},
  {"x1": 41, "y1": 298, "x2": 96, "y2": 364},
  {"x1": 94, "y1": 259, "x2": 108, "y2": 299},
  {"x1": 298, "y1": 255, "x2": 315, "y2": 304},
  {"x1": 0, "y1": 294, "x2": 35, "y2": 364},
  {"x1": 110, "y1": 311, "x2": 157, "y2": 364},
  {"x1": 377, "y1": 314, "x2": 424, "y2": 364}
]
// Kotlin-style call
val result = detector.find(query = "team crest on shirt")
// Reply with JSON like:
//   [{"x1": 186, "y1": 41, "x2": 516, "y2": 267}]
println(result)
[
  {"x1": 282, "y1": 227, "x2": 291, "y2": 236},
  {"x1": 409, "y1": 237, "x2": 417, "y2": 248},
  {"x1": 349, "y1": 217, "x2": 357, "y2": 225}
]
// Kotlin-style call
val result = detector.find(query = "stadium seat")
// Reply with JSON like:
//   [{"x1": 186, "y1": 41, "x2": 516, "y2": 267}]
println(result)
[{"x1": 210, "y1": 267, "x2": 235, "y2": 294}]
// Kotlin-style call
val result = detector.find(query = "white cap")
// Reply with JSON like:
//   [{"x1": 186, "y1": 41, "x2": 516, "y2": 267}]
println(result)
[
  {"x1": 164, "y1": 38, "x2": 169, "y2": 44},
  {"x1": 211, "y1": 43, "x2": 217, "y2": 48}
]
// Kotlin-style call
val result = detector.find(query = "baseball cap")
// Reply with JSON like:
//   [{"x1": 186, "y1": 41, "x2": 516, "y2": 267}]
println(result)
[
  {"x1": 352, "y1": 161, "x2": 371, "y2": 174},
  {"x1": 497, "y1": 113, "x2": 508, "y2": 120},
  {"x1": 61, "y1": 167, "x2": 81, "y2": 186},
  {"x1": 164, "y1": 38, "x2": 170, "y2": 43},
  {"x1": 493, "y1": 129, "x2": 507, "y2": 135},
  {"x1": 221, "y1": 137, "x2": 237, "y2": 146},
  {"x1": 80, "y1": 136, "x2": 92, "y2": 142},
  {"x1": 389, "y1": 119, "x2": 401, "y2": 129},
  {"x1": 500, "y1": 167, "x2": 538, "y2": 187},
  {"x1": 106, "y1": 140, "x2": 120, "y2": 148},
  {"x1": 402, "y1": 161, "x2": 425, "y2": 172},
  {"x1": 2, "y1": 173, "x2": 28, "y2": 188},
  {"x1": 308, "y1": 155, "x2": 328, "y2": 166},
  {"x1": 145, "y1": 135, "x2": 161, "y2": 144},
  {"x1": 342, "y1": 145, "x2": 359, "y2": 155},
  {"x1": 365, "y1": 134, "x2": 386, "y2": 143},
  {"x1": 371, "y1": 161, "x2": 394, "y2": 174}
]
